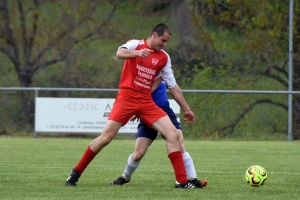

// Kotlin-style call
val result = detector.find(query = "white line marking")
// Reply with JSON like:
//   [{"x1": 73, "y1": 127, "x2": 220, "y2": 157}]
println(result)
[
  {"x1": 30, "y1": 166, "x2": 300, "y2": 176},
  {"x1": 1, "y1": 163, "x2": 297, "y2": 176}
]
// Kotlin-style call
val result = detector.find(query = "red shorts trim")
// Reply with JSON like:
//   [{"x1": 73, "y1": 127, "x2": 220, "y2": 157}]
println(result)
[{"x1": 108, "y1": 89, "x2": 167, "y2": 127}]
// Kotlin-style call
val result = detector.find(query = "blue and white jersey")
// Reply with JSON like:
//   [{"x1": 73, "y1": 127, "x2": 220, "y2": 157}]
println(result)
[{"x1": 151, "y1": 81, "x2": 169, "y2": 107}]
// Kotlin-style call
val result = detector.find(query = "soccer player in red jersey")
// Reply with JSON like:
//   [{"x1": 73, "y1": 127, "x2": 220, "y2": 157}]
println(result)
[
  {"x1": 65, "y1": 23, "x2": 199, "y2": 188},
  {"x1": 109, "y1": 77, "x2": 208, "y2": 188}
]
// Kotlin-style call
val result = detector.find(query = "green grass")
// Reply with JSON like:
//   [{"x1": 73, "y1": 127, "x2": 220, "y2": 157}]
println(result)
[{"x1": 0, "y1": 137, "x2": 299, "y2": 200}]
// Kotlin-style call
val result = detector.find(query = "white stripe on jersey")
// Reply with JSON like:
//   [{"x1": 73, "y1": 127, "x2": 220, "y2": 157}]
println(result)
[
  {"x1": 160, "y1": 50, "x2": 176, "y2": 88},
  {"x1": 117, "y1": 39, "x2": 143, "y2": 51}
]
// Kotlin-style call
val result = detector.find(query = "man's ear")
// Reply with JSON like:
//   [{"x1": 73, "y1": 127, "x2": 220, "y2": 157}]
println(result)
[{"x1": 152, "y1": 32, "x2": 158, "y2": 38}]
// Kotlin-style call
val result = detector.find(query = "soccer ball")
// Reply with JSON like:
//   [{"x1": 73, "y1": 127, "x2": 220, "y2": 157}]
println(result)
[{"x1": 245, "y1": 165, "x2": 267, "y2": 187}]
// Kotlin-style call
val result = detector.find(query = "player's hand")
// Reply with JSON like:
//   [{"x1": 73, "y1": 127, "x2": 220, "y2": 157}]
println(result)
[
  {"x1": 183, "y1": 110, "x2": 195, "y2": 124},
  {"x1": 130, "y1": 115, "x2": 140, "y2": 122},
  {"x1": 139, "y1": 48, "x2": 154, "y2": 58}
]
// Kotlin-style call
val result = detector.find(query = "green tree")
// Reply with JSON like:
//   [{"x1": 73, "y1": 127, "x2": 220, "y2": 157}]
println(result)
[
  {"x1": 0, "y1": 0, "x2": 118, "y2": 128},
  {"x1": 188, "y1": 0, "x2": 300, "y2": 139}
]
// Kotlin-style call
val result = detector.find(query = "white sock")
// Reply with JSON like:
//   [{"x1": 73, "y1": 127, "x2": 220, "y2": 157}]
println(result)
[
  {"x1": 182, "y1": 152, "x2": 197, "y2": 179},
  {"x1": 122, "y1": 154, "x2": 140, "y2": 180}
]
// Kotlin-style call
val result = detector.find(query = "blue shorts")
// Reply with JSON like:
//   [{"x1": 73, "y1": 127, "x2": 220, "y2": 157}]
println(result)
[{"x1": 136, "y1": 106, "x2": 182, "y2": 140}]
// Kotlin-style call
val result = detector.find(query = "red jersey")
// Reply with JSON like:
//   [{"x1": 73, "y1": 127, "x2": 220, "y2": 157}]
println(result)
[{"x1": 117, "y1": 39, "x2": 175, "y2": 94}]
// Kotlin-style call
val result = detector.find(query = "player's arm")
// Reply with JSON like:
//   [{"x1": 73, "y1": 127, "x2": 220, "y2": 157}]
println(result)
[
  {"x1": 168, "y1": 84, "x2": 195, "y2": 124},
  {"x1": 117, "y1": 48, "x2": 153, "y2": 59},
  {"x1": 116, "y1": 40, "x2": 153, "y2": 59},
  {"x1": 168, "y1": 84, "x2": 191, "y2": 113},
  {"x1": 117, "y1": 48, "x2": 139, "y2": 59},
  {"x1": 160, "y1": 55, "x2": 195, "y2": 123}
]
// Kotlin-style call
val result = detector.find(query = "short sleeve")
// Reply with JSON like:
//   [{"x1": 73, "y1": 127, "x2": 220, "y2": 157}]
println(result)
[
  {"x1": 117, "y1": 39, "x2": 141, "y2": 52},
  {"x1": 160, "y1": 54, "x2": 176, "y2": 88}
]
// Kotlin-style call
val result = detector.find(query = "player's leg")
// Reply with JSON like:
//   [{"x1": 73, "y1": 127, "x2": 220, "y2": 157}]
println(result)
[
  {"x1": 164, "y1": 106, "x2": 208, "y2": 188},
  {"x1": 110, "y1": 121, "x2": 158, "y2": 185},
  {"x1": 141, "y1": 103, "x2": 201, "y2": 188},
  {"x1": 109, "y1": 137, "x2": 152, "y2": 185},
  {"x1": 146, "y1": 108, "x2": 199, "y2": 188},
  {"x1": 66, "y1": 94, "x2": 136, "y2": 186},
  {"x1": 162, "y1": 106, "x2": 197, "y2": 180},
  {"x1": 177, "y1": 129, "x2": 208, "y2": 188},
  {"x1": 177, "y1": 129, "x2": 196, "y2": 179},
  {"x1": 151, "y1": 116, "x2": 191, "y2": 186},
  {"x1": 159, "y1": 125, "x2": 200, "y2": 182},
  {"x1": 65, "y1": 120, "x2": 123, "y2": 186},
  {"x1": 151, "y1": 116, "x2": 181, "y2": 153},
  {"x1": 89, "y1": 120, "x2": 123, "y2": 152}
]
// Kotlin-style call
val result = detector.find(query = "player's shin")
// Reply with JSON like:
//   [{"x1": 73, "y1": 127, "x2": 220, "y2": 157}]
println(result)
[
  {"x1": 168, "y1": 151, "x2": 188, "y2": 183},
  {"x1": 182, "y1": 152, "x2": 197, "y2": 179},
  {"x1": 122, "y1": 154, "x2": 140, "y2": 180},
  {"x1": 74, "y1": 146, "x2": 97, "y2": 175}
]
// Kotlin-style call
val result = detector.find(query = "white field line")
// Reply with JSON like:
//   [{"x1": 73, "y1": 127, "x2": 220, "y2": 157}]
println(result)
[{"x1": 31, "y1": 166, "x2": 300, "y2": 176}]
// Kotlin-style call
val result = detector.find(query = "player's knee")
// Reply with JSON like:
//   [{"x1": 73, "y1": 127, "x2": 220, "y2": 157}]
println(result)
[
  {"x1": 174, "y1": 129, "x2": 181, "y2": 140},
  {"x1": 132, "y1": 151, "x2": 145, "y2": 161},
  {"x1": 163, "y1": 129, "x2": 180, "y2": 143},
  {"x1": 98, "y1": 133, "x2": 114, "y2": 145}
]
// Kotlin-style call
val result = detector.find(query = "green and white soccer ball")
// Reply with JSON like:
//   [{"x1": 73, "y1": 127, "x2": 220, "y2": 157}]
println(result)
[{"x1": 245, "y1": 165, "x2": 267, "y2": 187}]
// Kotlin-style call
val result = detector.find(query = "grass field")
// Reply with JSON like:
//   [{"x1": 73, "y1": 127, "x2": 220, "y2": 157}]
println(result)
[{"x1": 0, "y1": 137, "x2": 299, "y2": 200}]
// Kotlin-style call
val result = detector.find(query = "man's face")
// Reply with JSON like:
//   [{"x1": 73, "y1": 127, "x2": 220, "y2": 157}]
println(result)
[{"x1": 151, "y1": 31, "x2": 171, "y2": 51}]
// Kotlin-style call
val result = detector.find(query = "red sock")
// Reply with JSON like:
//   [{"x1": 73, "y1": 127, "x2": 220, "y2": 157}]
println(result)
[
  {"x1": 168, "y1": 151, "x2": 188, "y2": 183},
  {"x1": 74, "y1": 146, "x2": 97, "y2": 175}
]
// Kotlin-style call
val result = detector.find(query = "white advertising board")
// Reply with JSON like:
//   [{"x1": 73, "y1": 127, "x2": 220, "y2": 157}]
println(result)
[{"x1": 35, "y1": 98, "x2": 180, "y2": 134}]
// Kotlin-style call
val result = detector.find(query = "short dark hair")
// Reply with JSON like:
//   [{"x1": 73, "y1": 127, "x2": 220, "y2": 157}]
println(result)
[{"x1": 151, "y1": 23, "x2": 171, "y2": 37}]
